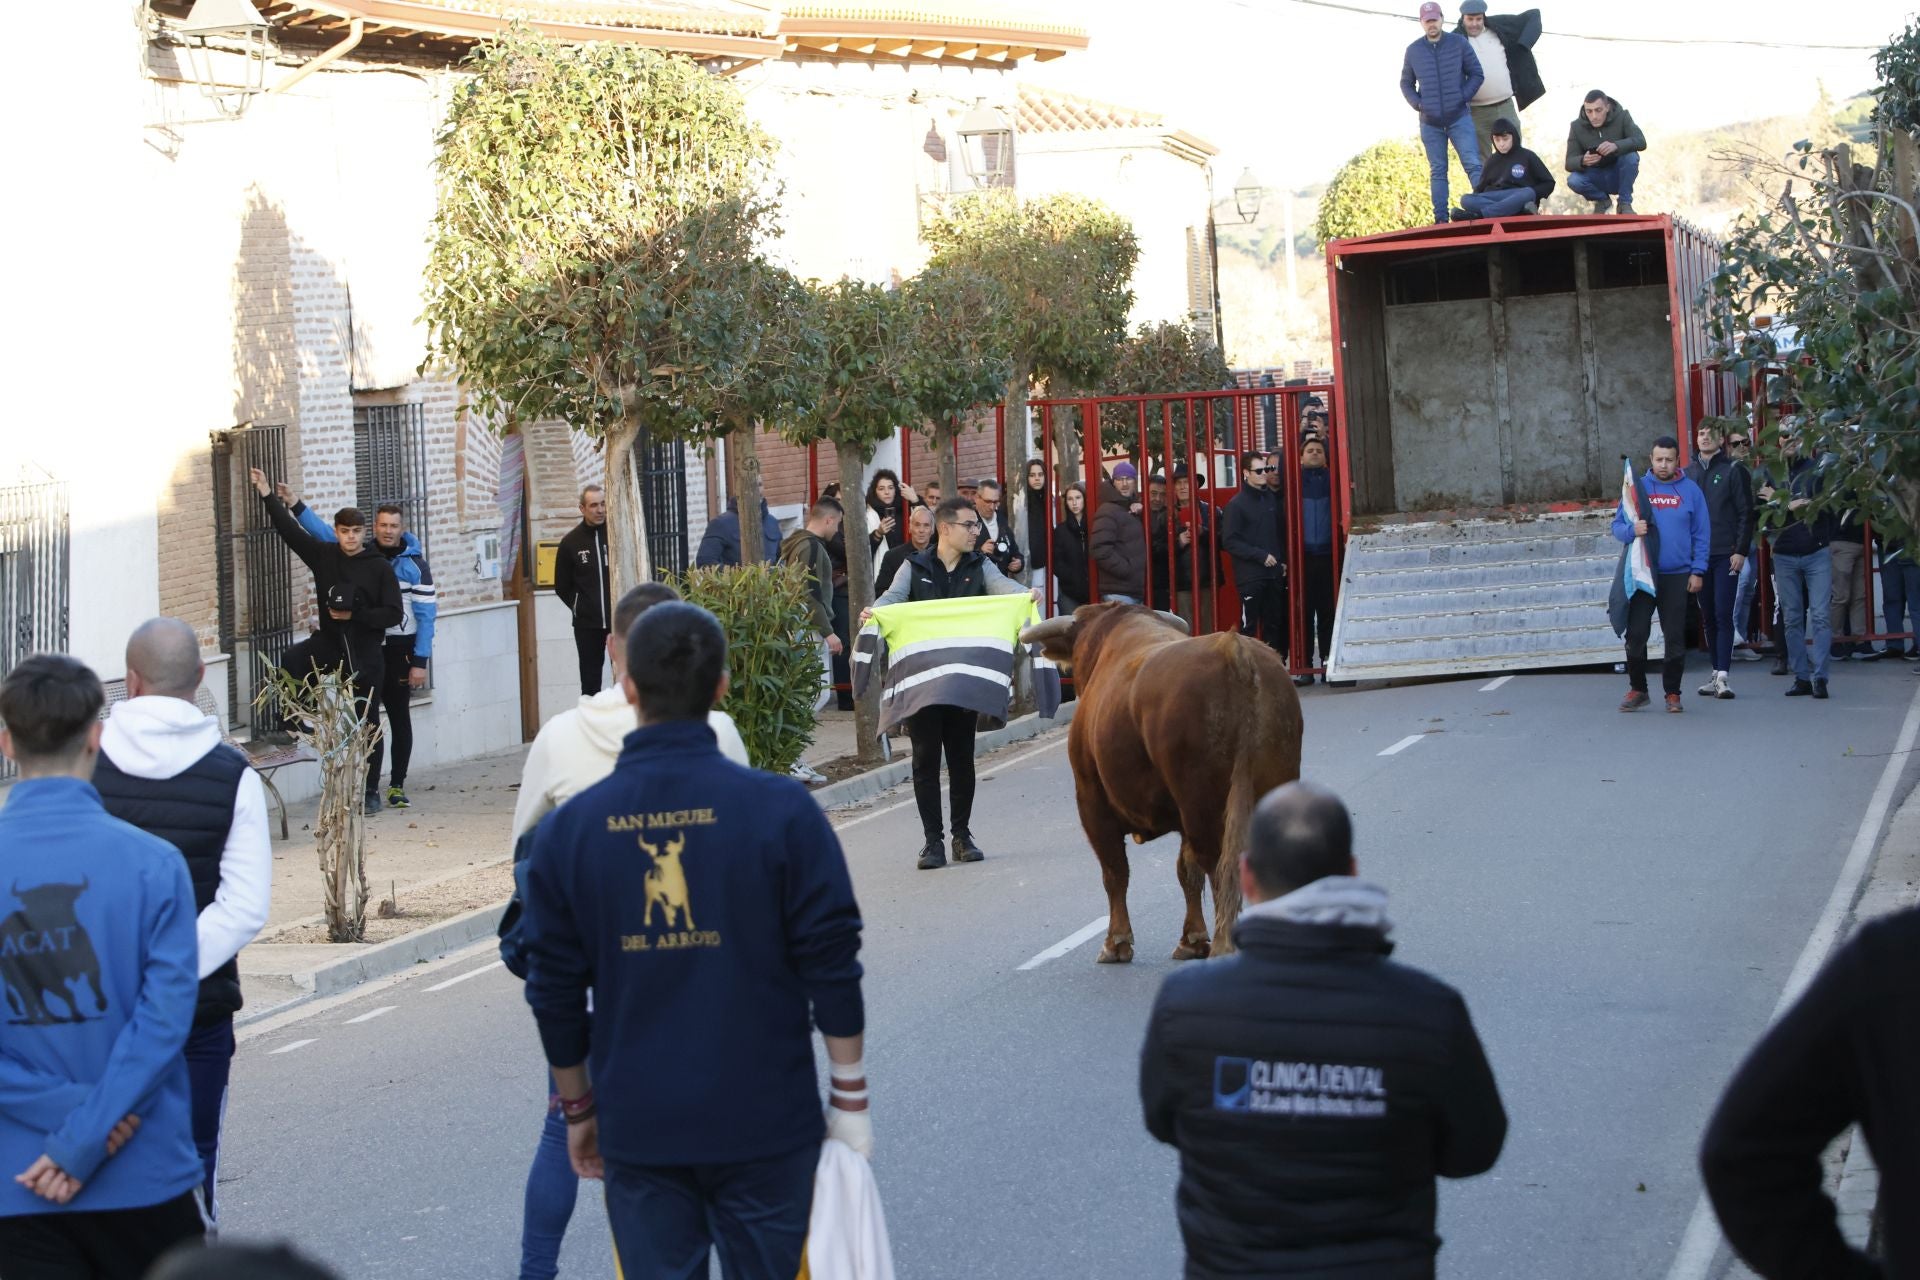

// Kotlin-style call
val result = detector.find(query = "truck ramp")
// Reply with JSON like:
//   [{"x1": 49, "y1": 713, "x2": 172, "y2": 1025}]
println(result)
[{"x1": 1324, "y1": 509, "x2": 1666, "y2": 682}]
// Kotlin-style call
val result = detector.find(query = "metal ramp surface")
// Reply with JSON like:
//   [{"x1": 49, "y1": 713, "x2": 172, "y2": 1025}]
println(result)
[{"x1": 1325, "y1": 509, "x2": 1666, "y2": 682}]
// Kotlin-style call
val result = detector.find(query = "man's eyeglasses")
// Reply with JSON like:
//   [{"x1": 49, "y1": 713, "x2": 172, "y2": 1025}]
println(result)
[{"x1": 952, "y1": 519, "x2": 982, "y2": 532}]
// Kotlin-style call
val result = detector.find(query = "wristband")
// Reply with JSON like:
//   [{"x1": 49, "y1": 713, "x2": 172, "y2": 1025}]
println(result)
[
  {"x1": 562, "y1": 1102, "x2": 597, "y2": 1126},
  {"x1": 559, "y1": 1088, "x2": 595, "y2": 1118},
  {"x1": 829, "y1": 1059, "x2": 868, "y2": 1110}
]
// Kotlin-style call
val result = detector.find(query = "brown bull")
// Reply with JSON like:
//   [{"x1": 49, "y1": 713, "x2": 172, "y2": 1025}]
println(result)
[{"x1": 1021, "y1": 604, "x2": 1303, "y2": 963}]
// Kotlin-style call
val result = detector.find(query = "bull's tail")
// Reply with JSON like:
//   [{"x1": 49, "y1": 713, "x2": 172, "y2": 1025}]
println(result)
[{"x1": 1210, "y1": 751, "x2": 1260, "y2": 955}]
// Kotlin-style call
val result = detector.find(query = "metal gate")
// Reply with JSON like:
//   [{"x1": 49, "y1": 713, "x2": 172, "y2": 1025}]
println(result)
[
  {"x1": 0, "y1": 479, "x2": 70, "y2": 781},
  {"x1": 212, "y1": 426, "x2": 298, "y2": 739},
  {"x1": 631, "y1": 434, "x2": 690, "y2": 577},
  {"x1": 354, "y1": 404, "x2": 431, "y2": 557}
]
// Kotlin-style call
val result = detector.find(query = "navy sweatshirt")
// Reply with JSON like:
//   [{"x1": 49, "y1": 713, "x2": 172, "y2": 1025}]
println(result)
[
  {"x1": 522, "y1": 720, "x2": 865, "y2": 1166},
  {"x1": 0, "y1": 778, "x2": 201, "y2": 1217}
]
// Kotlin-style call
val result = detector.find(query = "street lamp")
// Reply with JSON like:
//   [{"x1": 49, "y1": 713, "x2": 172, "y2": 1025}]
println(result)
[
  {"x1": 177, "y1": 0, "x2": 272, "y2": 118},
  {"x1": 1233, "y1": 168, "x2": 1264, "y2": 224},
  {"x1": 957, "y1": 102, "x2": 1014, "y2": 189}
]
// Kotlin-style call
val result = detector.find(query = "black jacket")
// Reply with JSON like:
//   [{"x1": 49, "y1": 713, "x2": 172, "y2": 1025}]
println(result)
[
  {"x1": 1684, "y1": 450, "x2": 1756, "y2": 557},
  {"x1": 1701, "y1": 906, "x2": 1920, "y2": 1280},
  {"x1": 976, "y1": 510, "x2": 1024, "y2": 576},
  {"x1": 1474, "y1": 145, "x2": 1556, "y2": 201},
  {"x1": 1023, "y1": 485, "x2": 1052, "y2": 569},
  {"x1": 874, "y1": 539, "x2": 923, "y2": 598},
  {"x1": 1766, "y1": 456, "x2": 1834, "y2": 558},
  {"x1": 1222, "y1": 484, "x2": 1288, "y2": 586},
  {"x1": 92, "y1": 746, "x2": 250, "y2": 1027},
  {"x1": 554, "y1": 519, "x2": 611, "y2": 631},
  {"x1": 1456, "y1": 10, "x2": 1545, "y2": 110},
  {"x1": 1051, "y1": 514, "x2": 1091, "y2": 607},
  {"x1": 262, "y1": 494, "x2": 403, "y2": 674},
  {"x1": 1141, "y1": 911, "x2": 1507, "y2": 1279}
]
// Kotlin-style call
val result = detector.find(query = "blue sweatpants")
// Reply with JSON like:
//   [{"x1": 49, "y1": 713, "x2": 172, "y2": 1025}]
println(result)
[
  {"x1": 184, "y1": 1018, "x2": 235, "y2": 1226},
  {"x1": 604, "y1": 1140, "x2": 819, "y2": 1280}
]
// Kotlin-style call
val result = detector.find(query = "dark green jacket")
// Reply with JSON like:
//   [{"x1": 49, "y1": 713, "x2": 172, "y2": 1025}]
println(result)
[
  {"x1": 1565, "y1": 99, "x2": 1646, "y2": 174},
  {"x1": 779, "y1": 528, "x2": 836, "y2": 634}
]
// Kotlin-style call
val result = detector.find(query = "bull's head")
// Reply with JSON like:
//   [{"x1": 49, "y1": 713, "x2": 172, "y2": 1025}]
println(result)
[
  {"x1": 1019, "y1": 603, "x2": 1190, "y2": 676},
  {"x1": 10, "y1": 879, "x2": 88, "y2": 916}
]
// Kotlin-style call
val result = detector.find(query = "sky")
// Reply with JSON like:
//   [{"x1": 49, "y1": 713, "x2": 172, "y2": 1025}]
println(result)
[{"x1": 1021, "y1": 0, "x2": 1911, "y2": 190}]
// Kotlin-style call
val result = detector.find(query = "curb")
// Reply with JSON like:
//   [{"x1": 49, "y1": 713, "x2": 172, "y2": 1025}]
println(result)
[{"x1": 242, "y1": 702, "x2": 1078, "y2": 1011}]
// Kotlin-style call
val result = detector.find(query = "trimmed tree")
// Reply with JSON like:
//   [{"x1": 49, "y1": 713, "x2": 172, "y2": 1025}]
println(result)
[
  {"x1": 423, "y1": 31, "x2": 774, "y2": 592},
  {"x1": 791, "y1": 279, "x2": 921, "y2": 765},
  {"x1": 900, "y1": 264, "x2": 1015, "y2": 496},
  {"x1": 1097, "y1": 320, "x2": 1236, "y2": 469},
  {"x1": 1314, "y1": 139, "x2": 1471, "y2": 246},
  {"x1": 922, "y1": 191, "x2": 1139, "y2": 486}
]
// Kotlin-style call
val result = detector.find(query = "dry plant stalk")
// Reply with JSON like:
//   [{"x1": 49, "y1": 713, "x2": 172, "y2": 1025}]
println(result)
[{"x1": 259, "y1": 665, "x2": 380, "y2": 943}]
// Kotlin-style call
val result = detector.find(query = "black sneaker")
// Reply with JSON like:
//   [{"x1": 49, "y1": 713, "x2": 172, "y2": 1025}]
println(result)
[
  {"x1": 951, "y1": 832, "x2": 985, "y2": 863},
  {"x1": 1785, "y1": 679, "x2": 1813, "y2": 697},
  {"x1": 916, "y1": 842, "x2": 946, "y2": 871},
  {"x1": 1293, "y1": 673, "x2": 1315, "y2": 687},
  {"x1": 1450, "y1": 206, "x2": 1473, "y2": 222},
  {"x1": 363, "y1": 789, "x2": 383, "y2": 814},
  {"x1": 386, "y1": 785, "x2": 410, "y2": 810},
  {"x1": 1812, "y1": 678, "x2": 1830, "y2": 699},
  {"x1": 1855, "y1": 646, "x2": 1882, "y2": 662},
  {"x1": 1770, "y1": 657, "x2": 1789, "y2": 676}
]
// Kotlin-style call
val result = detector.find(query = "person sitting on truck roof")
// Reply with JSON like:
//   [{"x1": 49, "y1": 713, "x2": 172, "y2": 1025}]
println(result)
[
  {"x1": 1566, "y1": 89, "x2": 1646, "y2": 215},
  {"x1": 1454, "y1": 117, "x2": 1555, "y2": 220}
]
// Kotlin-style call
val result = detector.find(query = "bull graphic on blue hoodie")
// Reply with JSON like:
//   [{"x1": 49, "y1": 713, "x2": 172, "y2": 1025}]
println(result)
[{"x1": 0, "y1": 877, "x2": 107, "y2": 1026}]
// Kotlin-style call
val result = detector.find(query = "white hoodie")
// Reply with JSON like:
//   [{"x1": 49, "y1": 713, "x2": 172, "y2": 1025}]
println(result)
[
  {"x1": 99, "y1": 696, "x2": 274, "y2": 978},
  {"x1": 510, "y1": 690, "x2": 751, "y2": 841}
]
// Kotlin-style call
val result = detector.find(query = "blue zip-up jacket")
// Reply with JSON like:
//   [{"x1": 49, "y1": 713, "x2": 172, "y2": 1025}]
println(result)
[
  {"x1": 0, "y1": 778, "x2": 201, "y2": 1216},
  {"x1": 522, "y1": 720, "x2": 864, "y2": 1167},
  {"x1": 1300, "y1": 466, "x2": 1334, "y2": 555},
  {"x1": 1613, "y1": 469, "x2": 1710, "y2": 575},
  {"x1": 1400, "y1": 31, "x2": 1483, "y2": 127},
  {"x1": 293, "y1": 503, "x2": 437, "y2": 661}
]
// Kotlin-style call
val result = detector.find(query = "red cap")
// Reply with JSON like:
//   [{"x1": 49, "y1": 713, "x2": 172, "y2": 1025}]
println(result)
[{"x1": 1419, "y1": 1, "x2": 1442, "y2": 17}]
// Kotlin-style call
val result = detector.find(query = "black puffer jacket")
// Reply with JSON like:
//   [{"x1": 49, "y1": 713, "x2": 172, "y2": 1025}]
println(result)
[{"x1": 1140, "y1": 910, "x2": 1507, "y2": 1279}]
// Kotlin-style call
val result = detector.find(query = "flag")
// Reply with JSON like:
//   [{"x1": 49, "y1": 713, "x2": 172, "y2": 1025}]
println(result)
[{"x1": 1619, "y1": 458, "x2": 1656, "y2": 600}]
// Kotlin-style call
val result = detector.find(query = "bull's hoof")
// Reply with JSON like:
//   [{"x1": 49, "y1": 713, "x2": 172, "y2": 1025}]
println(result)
[
  {"x1": 1171, "y1": 937, "x2": 1212, "y2": 961},
  {"x1": 1097, "y1": 937, "x2": 1135, "y2": 964}
]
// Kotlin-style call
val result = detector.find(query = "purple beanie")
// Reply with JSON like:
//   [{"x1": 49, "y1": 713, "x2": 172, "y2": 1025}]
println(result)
[{"x1": 1112, "y1": 461, "x2": 1138, "y2": 479}]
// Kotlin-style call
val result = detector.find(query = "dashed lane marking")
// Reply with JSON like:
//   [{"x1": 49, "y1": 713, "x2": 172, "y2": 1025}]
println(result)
[
  {"x1": 1377, "y1": 734, "x2": 1426, "y2": 757},
  {"x1": 1017, "y1": 916, "x2": 1109, "y2": 971},
  {"x1": 1480, "y1": 675, "x2": 1515, "y2": 692},
  {"x1": 344, "y1": 1005, "x2": 397, "y2": 1025},
  {"x1": 832, "y1": 735, "x2": 1069, "y2": 833},
  {"x1": 269, "y1": 1039, "x2": 317, "y2": 1055},
  {"x1": 425, "y1": 960, "x2": 504, "y2": 993}
]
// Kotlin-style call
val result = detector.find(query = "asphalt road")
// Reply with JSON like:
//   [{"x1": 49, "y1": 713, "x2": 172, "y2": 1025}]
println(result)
[{"x1": 217, "y1": 657, "x2": 1920, "y2": 1280}]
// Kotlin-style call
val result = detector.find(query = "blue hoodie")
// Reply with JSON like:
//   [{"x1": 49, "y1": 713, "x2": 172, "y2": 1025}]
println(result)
[
  {"x1": 1613, "y1": 468, "x2": 1710, "y2": 576},
  {"x1": 522, "y1": 720, "x2": 864, "y2": 1167},
  {"x1": 0, "y1": 778, "x2": 201, "y2": 1217}
]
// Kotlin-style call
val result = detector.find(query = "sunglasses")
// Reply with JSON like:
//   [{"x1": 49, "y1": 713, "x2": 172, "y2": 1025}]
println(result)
[
  {"x1": 1248, "y1": 466, "x2": 1275, "y2": 475},
  {"x1": 1729, "y1": 439, "x2": 1751, "y2": 447}
]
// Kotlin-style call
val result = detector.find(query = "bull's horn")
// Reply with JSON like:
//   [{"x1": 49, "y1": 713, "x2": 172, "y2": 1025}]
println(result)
[
  {"x1": 1019, "y1": 615, "x2": 1077, "y2": 648},
  {"x1": 1153, "y1": 610, "x2": 1192, "y2": 635}
]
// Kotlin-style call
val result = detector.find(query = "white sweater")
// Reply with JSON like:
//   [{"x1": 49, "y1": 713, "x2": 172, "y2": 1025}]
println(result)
[
  {"x1": 100, "y1": 696, "x2": 273, "y2": 978},
  {"x1": 510, "y1": 689, "x2": 751, "y2": 840}
]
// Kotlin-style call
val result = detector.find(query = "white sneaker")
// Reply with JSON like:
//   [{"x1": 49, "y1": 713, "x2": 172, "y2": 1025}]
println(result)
[
  {"x1": 789, "y1": 761, "x2": 828, "y2": 785},
  {"x1": 1715, "y1": 671, "x2": 1735, "y2": 700},
  {"x1": 1696, "y1": 672, "x2": 1720, "y2": 697},
  {"x1": 1731, "y1": 637, "x2": 1763, "y2": 662}
]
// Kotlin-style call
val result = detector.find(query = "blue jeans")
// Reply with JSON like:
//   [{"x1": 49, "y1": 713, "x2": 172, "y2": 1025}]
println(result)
[
  {"x1": 1883, "y1": 560, "x2": 1920, "y2": 654},
  {"x1": 1734, "y1": 554, "x2": 1759, "y2": 640},
  {"x1": 1459, "y1": 187, "x2": 1536, "y2": 219},
  {"x1": 1568, "y1": 151, "x2": 1640, "y2": 205},
  {"x1": 605, "y1": 1140, "x2": 818, "y2": 1280},
  {"x1": 1420, "y1": 113, "x2": 1484, "y2": 222},
  {"x1": 1700, "y1": 554, "x2": 1738, "y2": 671},
  {"x1": 1773, "y1": 549, "x2": 1833, "y2": 681},
  {"x1": 184, "y1": 1018, "x2": 235, "y2": 1227},
  {"x1": 520, "y1": 1073, "x2": 580, "y2": 1280}
]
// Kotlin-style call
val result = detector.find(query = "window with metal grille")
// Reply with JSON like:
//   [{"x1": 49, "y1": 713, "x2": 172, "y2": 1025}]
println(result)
[
  {"x1": 0, "y1": 480, "x2": 70, "y2": 781},
  {"x1": 353, "y1": 403, "x2": 430, "y2": 557}
]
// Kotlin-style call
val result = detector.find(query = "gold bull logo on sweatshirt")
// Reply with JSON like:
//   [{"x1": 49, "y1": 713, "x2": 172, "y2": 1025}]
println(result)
[{"x1": 639, "y1": 832, "x2": 695, "y2": 931}]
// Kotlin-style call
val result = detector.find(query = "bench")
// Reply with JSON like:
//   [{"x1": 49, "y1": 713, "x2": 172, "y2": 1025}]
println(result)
[{"x1": 98, "y1": 680, "x2": 315, "y2": 840}]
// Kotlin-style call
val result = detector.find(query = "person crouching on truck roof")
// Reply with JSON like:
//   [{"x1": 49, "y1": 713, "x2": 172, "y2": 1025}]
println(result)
[
  {"x1": 1613, "y1": 436, "x2": 1709, "y2": 714},
  {"x1": 1454, "y1": 118, "x2": 1554, "y2": 220},
  {"x1": 1566, "y1": 89, "x2": 1646, "y2": 215}
]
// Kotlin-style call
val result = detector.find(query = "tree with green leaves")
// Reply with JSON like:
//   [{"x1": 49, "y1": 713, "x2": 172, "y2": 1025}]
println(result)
[
  {"x1": 923, "y1": 190, "x2": 1139, "y2": 485},
  {"x1": 422, "y1": 30, "x2": 774, "y2": 592},
  {"x1": 900, "y1": 265, "x2": 1015, "y2": 496},
  {"x1": 1314, "y1": 139, "x2": 1470, "y2": 247},
  {"x1": 1711, "y1": 17, "x2": 1920, "y2": 550},
  {"x1": 1097, "y1": 320, "x2": 1236, "y2": 468},
  {"x1": 791, "y1": 280, "x2": 921, "y2": 764}
]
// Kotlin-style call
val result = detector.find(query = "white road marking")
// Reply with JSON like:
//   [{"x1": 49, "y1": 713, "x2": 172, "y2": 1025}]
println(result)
[
  {"x1": 1377, "y1": 734, "x2": 1426, "y2": 757},
  {"x1": 1664, "y1": 679, "x2": 1920, "y2": 1280},
  {"x1": 425, "y1": 961, "x2": 504, "y2": 992},
  {"x1": 269, "y1": 1039, "x2": 317, "y2": 1055},
  {"x1": 832, "y1": 735, "x2": 1069, "y2": 833},
  {"x1": 237, "y1": 937, "x2": 497, "y2": 1046},
  {"x1": 344, "y1": 1005, "x2": 397, "y2": 1025},
  {"x1": 1479, "y1": 675, "x2": 1515, "y2": 692},
  {"x1": 1017, "y1": 916, "x2": 1109, "y2": 971}
]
